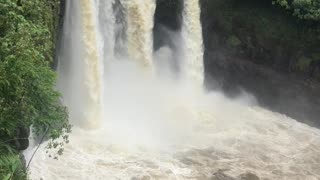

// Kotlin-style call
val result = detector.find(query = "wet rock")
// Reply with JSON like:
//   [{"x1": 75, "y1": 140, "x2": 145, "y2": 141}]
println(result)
[
  {"x1": 238, "y1": 172, "x2": 260, "y2": 180},
  {"x1": 53, "y1": 0, "x2": 66, "y2": 70},
  {"x1": 180, "y1": 157, "x2": 203, "y2": 166},
  {"x1": 19, "y1": 153, "x2": 27, "y2": 169},
  {"x1": 154, "y1": 0, "x2": 183, "y2": 31},
  {"x1": 210, "y1": 170, "x2": 236, "y2": 180},
  {"x1": 9, "y1": 125, "x2": 30, "y2": 151},
  {"x1": 200, "y1": 0, "x2": 320, "y2": 127},
  {"x1": 153, "y1": 0, "x2": 183, "y2": 50}
]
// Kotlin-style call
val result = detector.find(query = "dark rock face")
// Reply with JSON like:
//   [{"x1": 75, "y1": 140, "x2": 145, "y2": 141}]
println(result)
[
  {"x1": 52, "y1": 0, "x2": 66, "y2": 70},
  {"x1": 154, "y1": 0, "x2": 183, "y2": 31},
  {"x1": 211, "y1": 170, "x2": 236, "y2": 180},
  {"x1": 19, "y1": 153, "x2": 27, "y2": 169},
  {"x1": 153, "y1": 0, "x2": 184, "y2": 74},
  {"x1": 16, "y1": 126, "x2": 30, "y2": 150},
  {"x1": 113, "y1": 0, "x2": 127, "y2": 57},
  {"x1": 200, "y1": 0, "x2": 320, "y2": 126},
  {"x1": 7, "y1": 125, "x2": 30, "y2": 151},
  {"x1": 238, "y1": 173, "x2": 260, "y2": 180},
  {"x1": 210, "y1": 170, "x2": 260, "y2": 180},
  {"x1": 205, "y1": 51, "x2": 320, "y2": 126},
  {"x1": 153, "y1": 0, "x2": 183, "y2": 51}
]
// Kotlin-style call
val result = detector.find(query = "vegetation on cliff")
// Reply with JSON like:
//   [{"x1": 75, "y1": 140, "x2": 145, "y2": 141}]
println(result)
[
  {"x1": 201, "y1": 0, "x2": 320, "y2": 126},
  {"x1": 273, "y1": 0, "x2": 320, "y2": 21},
  {"x1": 0, "y1": 0, "x2": 70, "y2": 179},
  {"x1": 202, "y1": 0, "x2": 320, "y2": 81}
]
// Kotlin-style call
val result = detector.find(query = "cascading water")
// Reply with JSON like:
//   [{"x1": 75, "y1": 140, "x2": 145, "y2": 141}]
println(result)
[
  {"x1": 25, "y1": 0, "x2": 320, "y2": 179},
  {"x1": 97, "y1": 0, "x2": 116, "y2": 63},
  {"x1": 126, "y1": 0, "x2": 156, "y2": 68},
  {"x1": 55, "y1": 0, "x2": 104, "y2": 128},
  {"x1": 181, "y1": 0, "x2": 204, "y2": 85},
  {"x1": 79, "y1": 0, "x2": 104, "y2": 128}
]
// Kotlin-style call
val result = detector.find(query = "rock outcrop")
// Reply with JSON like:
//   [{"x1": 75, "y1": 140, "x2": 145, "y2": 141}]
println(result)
[{"x1": 201, "y1": 0, "x2": 320, "y2": 127}]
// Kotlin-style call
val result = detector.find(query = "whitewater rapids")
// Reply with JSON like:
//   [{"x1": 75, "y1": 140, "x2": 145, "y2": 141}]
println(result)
[{"x1": 26, "y1": 61, "x2": 320, "y2": 180}]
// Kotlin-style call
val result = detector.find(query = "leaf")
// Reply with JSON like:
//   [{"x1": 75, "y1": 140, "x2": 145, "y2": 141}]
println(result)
[{"x1": 3, "y1": 173, "x2": 11, "y2": 180}]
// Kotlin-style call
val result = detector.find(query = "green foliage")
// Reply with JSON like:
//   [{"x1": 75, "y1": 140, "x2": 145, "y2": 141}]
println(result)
[
  {"x1": 0, "y1": 0, "x2": 71, "y2": 178},
  {"x1": 0, "y1": 0, "x2": 70, "y2": 144},
  {"x1": 0, "y1": 144, "x2": 26, "y2": 180},
  {"x1": 205, "y1": 0, "x2": 320, "y2": 78},
  {"x1": 227, "y1": 35, "x2": 242, "y2": 47},
  {"x1": 0, "y1": 141, "x2": 26, "y2": 180},
  {"x1": 0, "y1": 154, "x2": 26, "y2": 180},
  {"x1": 272, "y1": 0, "x2": 320, "y2": 21},
  {"x1": 296, "y1": 56, "x2": 313, "y2": 71}
]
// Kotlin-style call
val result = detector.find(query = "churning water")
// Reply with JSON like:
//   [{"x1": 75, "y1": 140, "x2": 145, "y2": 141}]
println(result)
[{"x1": 25, "y1": 0, "x2": 320, "y2": 179}]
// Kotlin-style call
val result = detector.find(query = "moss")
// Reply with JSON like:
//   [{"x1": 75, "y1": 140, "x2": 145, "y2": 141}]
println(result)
[
  {"x1": 311, "y1": 52, "x2": 320, "y2": 62},
  {"x1": 203, "y1": 0, "x2": 320, "y2": 79},
  {"x1": 227, "y1": 35, "x2": 242, "y2": 47},
  {"x1": 296, "y1": 56, "x2": 312, "y2": 71}
]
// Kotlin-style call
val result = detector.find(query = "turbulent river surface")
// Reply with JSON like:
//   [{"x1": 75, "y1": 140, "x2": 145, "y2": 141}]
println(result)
[
  {"x1": 26, "y1": 82, "x2": 320, "y2": 179},
  {"x1": 25, "y1": 0, "x2": 320, "y2": 179}
]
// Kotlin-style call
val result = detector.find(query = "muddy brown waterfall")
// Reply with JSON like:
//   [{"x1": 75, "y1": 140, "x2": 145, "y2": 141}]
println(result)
[{"x1": 24, "y1": 1, "x2": 320, "y2": 179}]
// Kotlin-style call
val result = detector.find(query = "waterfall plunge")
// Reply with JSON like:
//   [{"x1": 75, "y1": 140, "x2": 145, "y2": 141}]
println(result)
[
  {"x1": 57, "y1": 0, "x2": 157, "y2": 128},
  {"x1": 58, "y1": 0, "x2": 204, "y2": 128},
  {"x1": 25, "y1": 1, "x2": 320, "y2": 179},
  {"x1": 79, "y1": 0, "x2": 104, "y2": 128},
  {"x1": 56, "y1": 0, "x2": 105, "y2": 128}
]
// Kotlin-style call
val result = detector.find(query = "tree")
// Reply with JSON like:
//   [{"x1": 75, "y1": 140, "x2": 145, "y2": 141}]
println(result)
[
  {"x1": 272, "y1": 0, "x2": 320, "y2": 21},
  {"x1": 0, "y1": 1, "x2": 71, "y2": 178}
]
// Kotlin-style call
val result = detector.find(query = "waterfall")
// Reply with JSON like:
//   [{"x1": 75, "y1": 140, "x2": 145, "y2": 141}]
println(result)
[
  {"x1": 97, "y1": 0, "x2": 116, "y2": 63},
  {"x1": 114, "y1": 0, "x2": 128, "y2": 58},
  {"x1": 57, "y1": 0, "x2": 156, "y2": 128},
  {"x1": 125, "y1": 0, "x2": 156, "y2": 68},
  {"x1": 25, "y1": 0, "x2": 320, "y2": 179},
  {"x1": 181, "y1": 0, "x2": 204, "y2": 85},
  {"x1": 79, "y1": 0, "x2": 104, "y2": 128},
  {"x1": 57, "y1": 0, "x2": 104, "y2": 128}
]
